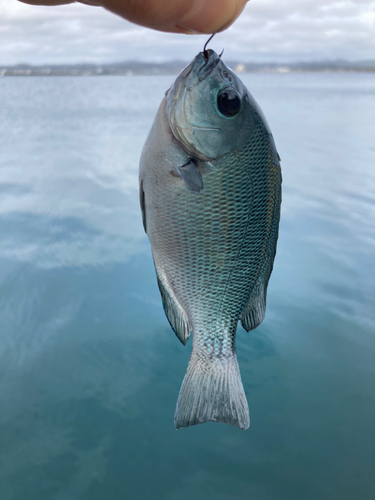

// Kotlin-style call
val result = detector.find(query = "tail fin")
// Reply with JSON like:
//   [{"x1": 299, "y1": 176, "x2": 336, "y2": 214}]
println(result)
[{"x1": 174, "y1": 352, "x2": 250, "y2": 430}]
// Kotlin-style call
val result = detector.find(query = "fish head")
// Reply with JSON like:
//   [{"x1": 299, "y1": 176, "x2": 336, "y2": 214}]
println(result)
[{"x1": 166, "y1": 49, "x2": 260, "y2": 161}]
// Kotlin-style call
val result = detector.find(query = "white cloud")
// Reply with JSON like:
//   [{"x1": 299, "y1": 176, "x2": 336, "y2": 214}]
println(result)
[{"x1": 0, "y1": 0, "x2": 374, "y2": 64}]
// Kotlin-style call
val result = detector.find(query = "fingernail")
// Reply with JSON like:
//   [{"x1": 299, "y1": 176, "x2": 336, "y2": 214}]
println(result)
[{"x1": 175, "y1": 25, "x2": 203, "y2": 35}]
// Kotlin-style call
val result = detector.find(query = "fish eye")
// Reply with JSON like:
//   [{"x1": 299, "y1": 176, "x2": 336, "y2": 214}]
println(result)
[{"x1": 217, "y1": 90, "x2": 241, "y2": 118}]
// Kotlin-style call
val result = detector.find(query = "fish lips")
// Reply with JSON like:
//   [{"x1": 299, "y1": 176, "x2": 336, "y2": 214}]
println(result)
[{"x1": 196, "y1": 49, "x2": 222, "y2": 80}]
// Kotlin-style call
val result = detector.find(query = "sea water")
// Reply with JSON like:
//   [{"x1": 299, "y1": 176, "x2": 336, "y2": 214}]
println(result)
[{"x1": 0, "y1": 73, "x2": 374, "y2": 500}]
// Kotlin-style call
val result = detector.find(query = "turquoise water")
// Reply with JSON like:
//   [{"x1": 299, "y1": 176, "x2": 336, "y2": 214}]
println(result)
[{"x1": 0, "y1": 73, "x2": 374, "y2": 499}]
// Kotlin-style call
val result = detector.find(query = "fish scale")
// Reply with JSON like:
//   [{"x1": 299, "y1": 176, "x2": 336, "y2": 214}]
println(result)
[
  {"x1": 154, "y1": 125, "x2": 275, "y2": 326},
  {"x1": 139, "y1": 49, "x2": 281, "y2": 429}
]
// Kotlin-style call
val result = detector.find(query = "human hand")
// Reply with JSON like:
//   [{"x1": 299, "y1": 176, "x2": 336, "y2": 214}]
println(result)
[{"x1": 18, "y1": 0, "x2": 248, "y2": 34}]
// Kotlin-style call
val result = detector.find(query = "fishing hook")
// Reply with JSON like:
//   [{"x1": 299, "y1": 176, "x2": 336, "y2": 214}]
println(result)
[{"x1": 203, "y1": 33, "x2": 216, "y2": 61}]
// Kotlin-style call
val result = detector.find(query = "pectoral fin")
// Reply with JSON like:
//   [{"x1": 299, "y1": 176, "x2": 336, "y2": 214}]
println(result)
[{"x1": 177, "y1": 161, "x2": 203, "y2": 194}]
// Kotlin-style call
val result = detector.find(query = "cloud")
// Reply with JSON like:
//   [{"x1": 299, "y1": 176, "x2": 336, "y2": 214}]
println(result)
[
  {"x1": 219, "y1": 0, "x2": 375, "y2": 62},
  {"x1": 0, "y1": 0, "x2": 375, "y2": 64}
]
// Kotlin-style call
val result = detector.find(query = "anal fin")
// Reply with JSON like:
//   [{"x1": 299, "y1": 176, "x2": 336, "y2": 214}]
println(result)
[{"x1": 155, "y1": 265, "x2": 191, "y2": 345}]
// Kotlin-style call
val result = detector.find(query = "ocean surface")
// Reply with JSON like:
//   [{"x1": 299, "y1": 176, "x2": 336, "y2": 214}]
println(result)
[{"x1": 0, "y1": 72, "x2": 374, "y2": 500}]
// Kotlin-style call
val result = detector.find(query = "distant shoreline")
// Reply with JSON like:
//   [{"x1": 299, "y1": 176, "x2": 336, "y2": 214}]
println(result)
[
  {"x1": 1, "y1": 60, "x2": 375, "y2": 77},
  {"x1": 0, "y1": 61, "x2": 375, "y2": 77}
]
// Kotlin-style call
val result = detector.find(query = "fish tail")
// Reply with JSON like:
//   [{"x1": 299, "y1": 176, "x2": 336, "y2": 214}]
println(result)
[{"x1": 174, "y1": 351, "x2": 250, "y2": 430}]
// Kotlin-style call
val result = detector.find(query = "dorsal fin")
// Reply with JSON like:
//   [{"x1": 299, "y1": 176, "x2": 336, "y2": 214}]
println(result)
[{"x1": 139, "y1": 179, "x2": 147, "y2": 233}]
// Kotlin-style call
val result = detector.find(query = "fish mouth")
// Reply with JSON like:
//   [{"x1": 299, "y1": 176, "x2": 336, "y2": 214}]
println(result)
[
  {"x1": 167, "y1": 50, "x2": 220, "y2": 112},
  {"x1": 196, "y1": 49, "x2": 220, "y2": 81}
]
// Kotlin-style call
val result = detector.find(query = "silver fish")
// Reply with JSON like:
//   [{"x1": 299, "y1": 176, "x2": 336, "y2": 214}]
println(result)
[{"x1": 139, "y1": 49, "x2": 281, "y2": 430}]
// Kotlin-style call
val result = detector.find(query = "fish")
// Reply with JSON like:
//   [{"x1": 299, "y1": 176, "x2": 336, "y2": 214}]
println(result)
[{"x1": 139, "y1": 48, "x2": 281, "y2": 430}]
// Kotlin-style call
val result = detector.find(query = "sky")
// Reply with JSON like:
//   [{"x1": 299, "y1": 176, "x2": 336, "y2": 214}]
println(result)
[{"x1": 0, "y1": 0, "x2": 375, "y2": 65}]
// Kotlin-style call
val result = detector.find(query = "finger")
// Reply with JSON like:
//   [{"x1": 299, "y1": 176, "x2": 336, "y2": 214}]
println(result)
[
  {"x1": 98, "y1": 0, "x2": 248, "y2": 34},
  {"x1": 18, "y1": 0, "x2": 248, "y2": 34}
]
